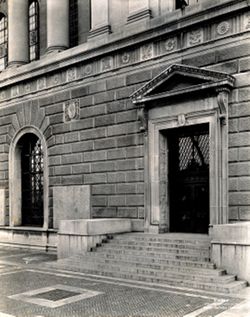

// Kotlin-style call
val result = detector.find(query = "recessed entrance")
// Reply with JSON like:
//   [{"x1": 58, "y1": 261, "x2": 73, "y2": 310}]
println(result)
[
  {"x1": 18, "y1": 133, "x2": 44, "y2": 226},
  {"x1": 168, "y1": 124, "x2": 209, "y2": 233}
]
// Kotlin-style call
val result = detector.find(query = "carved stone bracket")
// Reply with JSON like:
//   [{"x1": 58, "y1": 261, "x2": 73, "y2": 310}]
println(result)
[
  {"x1": 216, "y1": 88, "x2": 230, "y2": 126},
  {"x1": 137, "y1": 105, "x2": 148, "y2": 133}
]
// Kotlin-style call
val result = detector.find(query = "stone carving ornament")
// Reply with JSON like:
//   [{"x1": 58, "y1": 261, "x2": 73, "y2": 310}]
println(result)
[
  {"x1": 217, "y1": 21, "x2": 230, "y2": 35},
  {"x1": 64, "y1": 99, "x2": 80, "y2": 122},
  {"x1": 188, "y1": 29, "x2": 203, "y2": 46},
  {"x1": 165, "y1": 38, "x2": 177, "y2": 52},
  {"x1": 121, "y1": 52, "x2": 130, "y2": 64},
  {"x1": 141, "y1": 44, "x2": 153, "y2": 60}
]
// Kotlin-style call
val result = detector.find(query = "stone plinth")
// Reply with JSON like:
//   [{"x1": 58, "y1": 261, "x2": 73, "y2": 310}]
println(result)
[
  {"x1": 88, "y1": 0, "x2": 111, "y2": 39},
  {"x1": 0, "y1": 227, "x2": 57, "y2": 251},
  {"x1": 58, "y1": 218, "x2": 132, "y2": 258},
  {"x1": 210, "y1": 222, "x2": 250, "y2": 283},
  {"x1": 53, "y1": 185, "x2": 91, "y2": 229}
]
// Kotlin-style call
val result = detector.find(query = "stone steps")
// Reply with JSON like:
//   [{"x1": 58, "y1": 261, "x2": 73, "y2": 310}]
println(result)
[
  {"x1": 59, "y1": 252, "x2": 224, "y2": 275},
  {"x1": 55, "y1": 256, "x2": 234, "y2": 284},
  {"x1": 95, "y1": 247, "x2": 210, "y2": 262},
  {"x1": 49, "y1": 233, "x2": 247, "y2": 294},
  {"x1": 52, "y1": 258, "x2": 246, "y2": 294}
]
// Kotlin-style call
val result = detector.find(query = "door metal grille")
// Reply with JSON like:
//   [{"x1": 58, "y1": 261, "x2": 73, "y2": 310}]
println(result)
[
  {"x1": 169, "y1": 124, "x2": 209, "y2": 233},
  {"x1": 21, "y1": 136, "x2": 43, "y2": 226},
  {"x1": 179, "y1": 133, "x2": 209, "y2": 171}
]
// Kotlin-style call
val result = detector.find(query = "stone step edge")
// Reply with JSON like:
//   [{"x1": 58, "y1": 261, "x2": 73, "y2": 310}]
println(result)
[
  {"x1": 100, "y1": 244, "x2": 210, "y2": 254},
  {"x1": 107, "y1": 240, "x2": 211, "y2": 250},
  {"x1": 94, "y1": 249, "x2": 211, "y2": 261},
  {"x1": 113, "y1": 234, "x2": 211, "y2": 243}
]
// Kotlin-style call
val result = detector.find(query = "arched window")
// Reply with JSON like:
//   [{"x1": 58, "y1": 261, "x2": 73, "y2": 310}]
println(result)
[
  {"x1": 29, "y1": 1, "x2": 39, "y2": 61},
  {"x1": 0, "y1": 14, "x2": 7, "y2": 71},
  {"x1": 69, "y1": 0, "x2": 78, "y2": 47}
]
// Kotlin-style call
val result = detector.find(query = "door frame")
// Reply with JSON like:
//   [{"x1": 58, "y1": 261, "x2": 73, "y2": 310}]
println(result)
[
  {"x1": 145, "y1": 99, "x2": 226, "y2": 233},
  {"x1": 9, "y1": 126, "x2": 49, "y2": 229}
]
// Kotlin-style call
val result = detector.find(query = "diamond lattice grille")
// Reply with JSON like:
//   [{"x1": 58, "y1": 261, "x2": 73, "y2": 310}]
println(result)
[{"x1": 179, "y1": 133, "x2": 209, "y2": 171}]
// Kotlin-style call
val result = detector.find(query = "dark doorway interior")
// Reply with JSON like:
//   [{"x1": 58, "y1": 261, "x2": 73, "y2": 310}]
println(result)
[
  {"x1": 18, "y1": 133, "x2": 44, "y2": 226},
  {"x1": 168, "y1": 124, "x2": 209, "y2": 233}
]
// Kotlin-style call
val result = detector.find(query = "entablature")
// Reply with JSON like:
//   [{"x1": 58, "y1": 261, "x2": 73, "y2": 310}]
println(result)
[{"x1": 0, "y1": 0, "x2": 246, "y2": 106}]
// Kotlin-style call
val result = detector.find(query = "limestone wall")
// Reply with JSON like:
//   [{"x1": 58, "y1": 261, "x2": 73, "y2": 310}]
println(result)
[{"x1": 0, "y1": 0, "x2": 249, "y2": 228}]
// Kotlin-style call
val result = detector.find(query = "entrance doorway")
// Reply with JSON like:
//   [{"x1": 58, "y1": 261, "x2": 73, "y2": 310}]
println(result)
[
  {"x1": 18, "y1": 133, "x2": 44, "y2": 226},
  {"x1": 168, "y1": 124, "x2": 209, "y2": 233}
]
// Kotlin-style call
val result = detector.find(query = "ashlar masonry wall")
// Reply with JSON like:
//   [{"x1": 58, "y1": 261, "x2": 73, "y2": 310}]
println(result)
[{"x1": 0, "y1": 0, "x2": 249, "y2": 229}]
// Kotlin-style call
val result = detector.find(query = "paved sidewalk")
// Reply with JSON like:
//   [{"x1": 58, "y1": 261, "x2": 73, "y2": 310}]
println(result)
[{"x1": 0, "y1": 245, "x2": 249, "y2": 317}]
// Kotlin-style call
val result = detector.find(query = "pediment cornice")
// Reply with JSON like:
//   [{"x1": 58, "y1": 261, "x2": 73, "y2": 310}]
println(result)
[{"x1": 131, "y1": 64, "x2": 235, "y2": 104}]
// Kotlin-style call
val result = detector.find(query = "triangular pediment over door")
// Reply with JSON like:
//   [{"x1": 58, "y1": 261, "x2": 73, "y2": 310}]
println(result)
[{"x1": 131, "y1": 63, "x2": 235, "y2": 105}]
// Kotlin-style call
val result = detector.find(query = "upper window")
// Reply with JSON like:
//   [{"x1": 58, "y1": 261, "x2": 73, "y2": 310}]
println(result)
[
  {"x1": 0, "y1": 14, "x2": 7, "y2": 71},
  {"x1": 176, "y1": 0, "x2": 189, "y2": 9},
  {"x1": 69, "y1": 0, "x2": 78, "y2": 47},
  {"x1": 29, "y1": 1, "x2": 39, "y2": 61}
]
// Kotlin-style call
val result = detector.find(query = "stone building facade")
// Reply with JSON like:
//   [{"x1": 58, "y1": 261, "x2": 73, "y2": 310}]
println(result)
[{"x1": 0, "y1": 0, "x2": 249, "y2": 282}]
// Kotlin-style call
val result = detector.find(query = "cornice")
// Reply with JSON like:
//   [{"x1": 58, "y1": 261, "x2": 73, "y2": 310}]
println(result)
[{"x1": 131, "y1": 64, "x2": 235, "y2": 103}]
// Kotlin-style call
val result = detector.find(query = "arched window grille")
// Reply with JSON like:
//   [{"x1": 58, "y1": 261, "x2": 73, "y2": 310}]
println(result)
[
  {"x1": 29, "y1": 1, "x2": 39, "y2": 61},
  {"x1": 69, "y1": 0, "x2": 78, "y2": 47},
  {"x1": 0, "y1": 14, "x2": 7, "y2": 71}
]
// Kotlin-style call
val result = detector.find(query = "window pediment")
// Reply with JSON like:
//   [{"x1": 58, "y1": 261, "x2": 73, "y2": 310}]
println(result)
[{"x1": 131, "y1": 64, "x2": 235, "y2": 104}]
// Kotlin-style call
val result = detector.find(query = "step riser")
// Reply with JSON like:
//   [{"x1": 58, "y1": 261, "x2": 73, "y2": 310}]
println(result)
[
  {"x1": 110, "y1": 240, "x2": 211, "y2": 249},
  {"x1": 95, "y1": 249, "x2": 210, "y2": 262},
  {"x1": 101, "y1": 245, "x2": 210, "y2": 256},
  {"x1": 114, "y1": 235, "x2": 210, "y2": 245}
]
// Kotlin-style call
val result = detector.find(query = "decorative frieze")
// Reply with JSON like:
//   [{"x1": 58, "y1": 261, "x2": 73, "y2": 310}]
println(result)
[
  {"x1": 64, "y1": 99, "x2": 80, "y2": 122},
  {"x1": 37, "y1": 77, "x2": 46, "y2": 90},
  {"x1": 0, "y1": 91, "x2": 5, "y2": 100},
  {"x1": 217, "y1": 21, "x2": 231, "y2": 36},
  {"x1": 83, "y1": 64, "x2": 93, "y2": 76},
  {"x1": 140, "y1": 43, "x2": 154, "y2": 61},
  {"x1": 118, "y1": 50, "x2": 137, "y2": 67},
  {"x1": 101, "y1": 56, "x2": 113, "y2": 72},
  {"x1": 52, "y1": 74, "x2": 60, "y2": 85},
  {"x1": 121, "y1": 52, "x2": 131, "y2": 65},
  {"x1": 187, "y1": 29, "x2": 203, "y2": 47},
  {"x1": 67, "y1": 68, "x2": 77, "y2": 82},
  {"x1": 24, "y1": 83, "x2": 31, "y2": 93},
  {"x1": 0, "y1": 12, "x2": 245, "y2": 104},
  {"x1": 244, "y1": 13, "x2": 250, "y2": 29},
  {"x1": 164, "y1": 38, "x2": 177, "y2": 52},
  {"x1": 11, "y1": 86, "x2": 19, "y2": 98}
]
